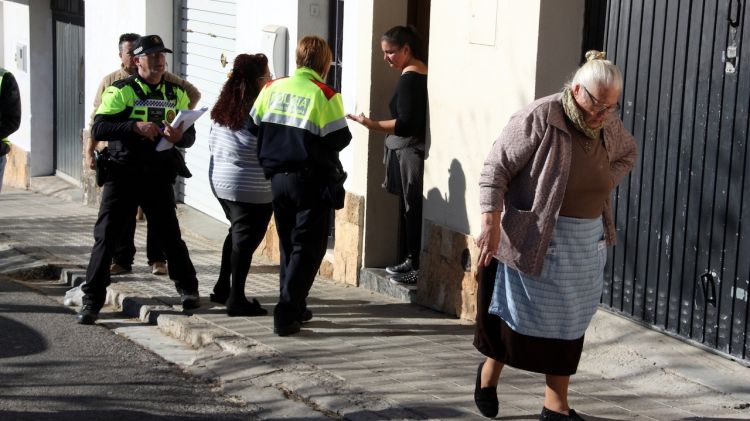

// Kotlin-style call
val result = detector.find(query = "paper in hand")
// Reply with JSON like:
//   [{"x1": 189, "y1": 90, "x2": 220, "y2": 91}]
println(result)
[{"x1": 156, "y1": 107, "x2": 208, "y2": 151}]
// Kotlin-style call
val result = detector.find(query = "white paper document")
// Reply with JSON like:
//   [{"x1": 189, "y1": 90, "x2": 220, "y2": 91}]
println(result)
[{"x1": 156, "y1": 107, "x2": 208, "y2": 151}]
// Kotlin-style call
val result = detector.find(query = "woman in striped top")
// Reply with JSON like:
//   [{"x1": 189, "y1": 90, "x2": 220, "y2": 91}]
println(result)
[{"x1": 208, "y1": 53, "x2": 273, "y2": 317}]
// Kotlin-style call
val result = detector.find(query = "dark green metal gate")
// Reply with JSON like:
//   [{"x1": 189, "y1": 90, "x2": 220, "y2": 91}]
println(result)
[
  {"x1": 52, "y1": 0, "x2": 85, "y2": 183},
  {"x1": 601, "y1": 0, "x2": 749, "y2": 362}
]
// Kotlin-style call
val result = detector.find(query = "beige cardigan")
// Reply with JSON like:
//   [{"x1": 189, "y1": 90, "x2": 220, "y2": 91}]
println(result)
[{"x1": 479, "y1": 93, "x2": 637, "y2": 276}]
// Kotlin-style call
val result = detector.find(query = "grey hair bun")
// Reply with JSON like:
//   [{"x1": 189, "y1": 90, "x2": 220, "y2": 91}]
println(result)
[{"x1": 585, "y1": 50, "x2": 607, "y2": 62}]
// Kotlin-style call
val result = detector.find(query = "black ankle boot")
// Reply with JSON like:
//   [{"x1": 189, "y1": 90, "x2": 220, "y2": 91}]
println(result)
[{"x1": 226, "y1": 298, "x2": 267, "y2": 317}]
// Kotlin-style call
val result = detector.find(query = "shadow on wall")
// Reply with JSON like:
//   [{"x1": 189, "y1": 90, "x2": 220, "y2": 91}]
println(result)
[
  {"x1": 425, "y1": 158, "x2": 469, "y2": 233},
  {"x1": 419, "y1": 159, "x2": 479, "y2": 319}
]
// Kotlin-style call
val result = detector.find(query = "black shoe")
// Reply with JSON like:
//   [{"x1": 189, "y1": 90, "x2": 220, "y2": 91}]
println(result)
[
  {"x1": 226, "y1": 298, "x2": 268, "y2": 317},
  {"x1": 76, "y1": 304, "x2": 99, "y2": 325},
  {"x1": 273, "y1": 320, "x2": 301, "y2": 336},
  {"x1": 299, "y1": 308, "x2": 313, "y2": 323},
  {"x1": 386, "y1": 258, "x2": 414, "y2": 275},
  {"x1": 180, "y1": 290, "x2": 201, "y2": 310},
  {"x1": 539, "y1": 407, "x2": 585, "y2": 421},
  {"x1": 474, "y1": 362, "x2": 499, "y2": 418}
]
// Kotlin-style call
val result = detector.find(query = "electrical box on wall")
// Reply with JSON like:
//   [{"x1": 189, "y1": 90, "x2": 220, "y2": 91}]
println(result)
[
  {"x1": 261, "y1": 25, "x2": 288, "y2": 78},
  {"x1": 15, "y1": 43, "x2": 28, "y2": 72}
]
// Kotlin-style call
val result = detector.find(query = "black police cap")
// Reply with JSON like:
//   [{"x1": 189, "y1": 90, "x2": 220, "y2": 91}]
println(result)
[{"x1": 131, "y1": 35, "x2": 173, "y2": 56}]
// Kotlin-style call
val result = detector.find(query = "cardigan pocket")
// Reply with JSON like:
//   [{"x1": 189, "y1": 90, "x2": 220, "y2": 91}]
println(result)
[{"x1": 500, "y1": 204, "x2": 541, "y2": 267}]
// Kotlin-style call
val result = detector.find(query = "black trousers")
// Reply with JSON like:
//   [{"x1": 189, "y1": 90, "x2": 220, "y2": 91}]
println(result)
[
  {"x1": 213, "y1": 198, "x2": 273, "y2": 299},
  {"x1": 82, "y1": 169, "x2": 198, "y2": 310},
  {"x1": 387, "y1": 147, "x2": 423, "y2": 268},
  {"x1": 112, "y1": 208, "x2": 166, "y2": 268},
  {"x1": 271, "y1": 172, "x2": 331, "y2": 325}
]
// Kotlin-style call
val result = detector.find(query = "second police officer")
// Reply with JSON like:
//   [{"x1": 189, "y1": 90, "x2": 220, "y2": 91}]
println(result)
[{"x1": 77, "y1": 35, "x2": 201, "y2": 324}]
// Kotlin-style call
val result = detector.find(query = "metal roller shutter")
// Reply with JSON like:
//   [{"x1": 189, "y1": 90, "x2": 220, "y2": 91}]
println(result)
[{"x1": 177, "y1": 0, "x2": 236, "y2": 221}]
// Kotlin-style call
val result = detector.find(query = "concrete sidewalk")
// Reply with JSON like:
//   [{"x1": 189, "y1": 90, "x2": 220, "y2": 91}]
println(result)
[{"x1": 1, "y1": 178, "x2": 749, "y2": 420}]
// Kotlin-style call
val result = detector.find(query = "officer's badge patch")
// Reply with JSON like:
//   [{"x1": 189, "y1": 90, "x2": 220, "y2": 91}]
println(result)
[{"x1": 166, "y1": 109, "x2": 176, "y2": 124}]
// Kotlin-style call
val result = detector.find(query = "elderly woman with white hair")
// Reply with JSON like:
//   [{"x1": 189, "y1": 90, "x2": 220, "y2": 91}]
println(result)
[{"x1": 473, "y1": 51, "x2": 638, "y2": 420}]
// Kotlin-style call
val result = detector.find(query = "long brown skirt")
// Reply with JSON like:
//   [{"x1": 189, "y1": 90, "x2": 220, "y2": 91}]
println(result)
[{"x1": 473, "y1": 259, "x2": 585, "y2": 376}]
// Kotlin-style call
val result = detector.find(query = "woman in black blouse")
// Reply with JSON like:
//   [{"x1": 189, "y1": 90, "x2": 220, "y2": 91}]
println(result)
[{"x1": 347, "y1": 25, "x2": 428, "y2": 285}]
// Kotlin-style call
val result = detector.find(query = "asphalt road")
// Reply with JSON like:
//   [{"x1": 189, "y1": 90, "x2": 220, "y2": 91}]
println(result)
[{"x1": 0, "y1": 276, "x2": 258, "y2": 421}]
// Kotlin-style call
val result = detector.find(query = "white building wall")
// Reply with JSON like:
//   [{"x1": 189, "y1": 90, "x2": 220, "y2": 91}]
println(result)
[
  {"x1": 0, "y1": 0, "x2": 54, "y2": 177},
  {"x1": 235, "y1": 1, "x2": 299, "y2": 73},
  {"x1": 424, "y1": 0, "x2": 584, "y2": 237},
  {"x1": 1, "y1": 1, "x2": 31, "y2": 153},
  {"x1": 339, "y1": 0, "x2": 366, "y2": 195},
  {"x1": 297, "y1": 0, "x2": 330, "y2": 41},
  {"x1": 84, "y1": 0, "x2": 173, "y2": 128},
  {"x1": 0, "y1": 3, "x2": 5, "y2": 69}
]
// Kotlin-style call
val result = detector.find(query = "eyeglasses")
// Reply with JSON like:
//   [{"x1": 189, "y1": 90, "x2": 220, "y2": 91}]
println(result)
[
  {"x1": 258, "y1": 74, "x2": 274, "y2": 82},
  {"x1": 582, "y1": 85, "x2": 621, "y2": 115}
]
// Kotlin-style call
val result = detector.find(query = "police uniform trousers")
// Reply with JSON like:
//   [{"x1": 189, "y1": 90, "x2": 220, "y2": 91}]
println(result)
[
  {"x1": 82, "y1": 166, "x2": 198, "y2": 310},
  {"x1": 113, "y1": 209, "x2": 166, "y2": 269},
  {"x1": 270, "y1": 172, "x2": 332, "y2": 326}
]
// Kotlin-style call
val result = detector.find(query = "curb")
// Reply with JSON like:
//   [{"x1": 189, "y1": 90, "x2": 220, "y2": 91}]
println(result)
[
  {"x1": 9, "y1": 255, "x2": 467, "y2": 419},
  {"x1": 94, "y1": 278, "x2": 430, "y2": 420}
]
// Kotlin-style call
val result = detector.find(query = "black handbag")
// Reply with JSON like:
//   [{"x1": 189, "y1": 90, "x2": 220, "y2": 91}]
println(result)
[{"x1": 321, "y1": 170, "x2": 347, "y2": 210}]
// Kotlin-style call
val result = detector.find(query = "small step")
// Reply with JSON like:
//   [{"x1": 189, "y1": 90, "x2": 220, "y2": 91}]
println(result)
[
  {"x1": 358, "y1": 267, "x2": 417, "y2": 303},
  {"x1": 60, "y1": 268, "x2": 87, "y2": 286}
]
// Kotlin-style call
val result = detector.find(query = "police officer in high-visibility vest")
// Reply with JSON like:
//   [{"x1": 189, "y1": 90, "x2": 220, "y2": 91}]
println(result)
[
  {"x1": 0, "y1": 67, "x2": 22, "y2": 192},
  {"x1": 77, "y1": 35, "x2": 200, "y2": 324},
  {"x1": 250, "y1": 36, "x2": 352, "y2": 336}
]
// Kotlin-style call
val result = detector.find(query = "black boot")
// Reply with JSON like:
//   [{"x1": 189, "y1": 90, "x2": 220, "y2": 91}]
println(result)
[
  {"x1": 226, "y1": 298, "x2": 267, "y2": 317},
  {"x1": 225, "y1": 270, "x2": 266, "y2": 316}
]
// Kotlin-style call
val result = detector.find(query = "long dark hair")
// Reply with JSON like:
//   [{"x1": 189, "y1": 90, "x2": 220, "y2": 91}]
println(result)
[
  {"x1": 211, "y1": 53, "x2": 268, "y2": 131},
  {"x1": 381, "y1": 25, "x2": 425, "y2": 62}
]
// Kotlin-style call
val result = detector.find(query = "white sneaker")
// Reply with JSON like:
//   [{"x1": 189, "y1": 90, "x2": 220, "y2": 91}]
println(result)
[{"x1": 151, "y1": 261, "x2": 168, "y2": 275}]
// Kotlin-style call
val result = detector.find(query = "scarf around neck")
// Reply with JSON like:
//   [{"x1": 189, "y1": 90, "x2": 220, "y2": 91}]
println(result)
[{"x1": 561, "y1": 87, "x2": 602, "y2": 140}]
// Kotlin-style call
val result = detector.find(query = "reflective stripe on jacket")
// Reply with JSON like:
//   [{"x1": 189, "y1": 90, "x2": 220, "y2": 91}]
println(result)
[{"x1": 249, "y1": 67, "x2": 351, "y2": 179}]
